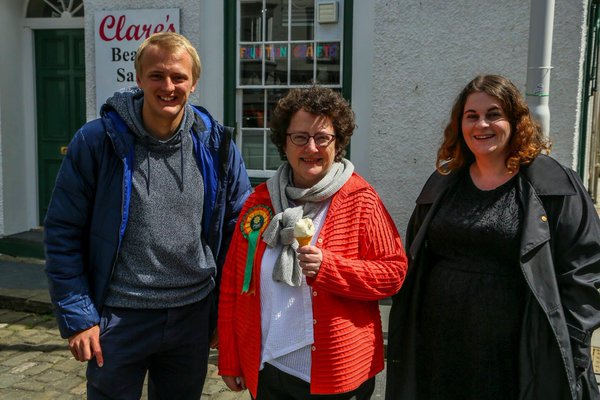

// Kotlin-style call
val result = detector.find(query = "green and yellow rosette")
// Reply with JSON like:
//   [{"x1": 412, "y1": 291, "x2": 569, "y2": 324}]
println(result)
[{"x1": 240, "y1": 205, "x2": 272, "y2": 294}]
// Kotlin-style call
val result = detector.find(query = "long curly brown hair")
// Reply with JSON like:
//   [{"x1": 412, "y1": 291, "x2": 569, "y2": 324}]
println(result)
[
  {"x1": 270, "y1": 86, "x2": 355, "y2": 162},
  {"x1": 437, "y1": 75, "x2": 550, "y2": 174}
]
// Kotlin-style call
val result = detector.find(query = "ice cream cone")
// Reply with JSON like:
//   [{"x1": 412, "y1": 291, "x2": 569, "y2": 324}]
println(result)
[
  {"x1": 296, "y1": 235, "x2": 313, "y2": 247},
  {"x1": 294, "y1": 217, "x2": 315, "y2": 247}
]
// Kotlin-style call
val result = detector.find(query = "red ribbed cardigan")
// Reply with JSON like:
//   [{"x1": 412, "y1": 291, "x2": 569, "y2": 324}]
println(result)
[{"x1": 217, "y1": 173, "x2": 407, "y2": 396}]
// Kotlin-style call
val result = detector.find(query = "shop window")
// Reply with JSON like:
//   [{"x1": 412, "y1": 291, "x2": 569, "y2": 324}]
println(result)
[{"x1": 237, "y1": 0, "x2": 344, "y2": 178}]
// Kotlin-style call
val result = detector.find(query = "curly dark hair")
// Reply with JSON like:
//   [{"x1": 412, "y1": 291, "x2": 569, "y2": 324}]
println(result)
[
  {"x1": 270, "y1": 86, "x2": 355, "y2": 162},
  {"x1": 437, "y1": 74, "x2": 551, "y2": 174}
]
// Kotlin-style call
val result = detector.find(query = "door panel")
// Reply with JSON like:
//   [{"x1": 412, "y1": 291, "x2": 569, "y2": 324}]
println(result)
[{"x1": 35, "y1": 29, "x2": 85, "y2": 222}]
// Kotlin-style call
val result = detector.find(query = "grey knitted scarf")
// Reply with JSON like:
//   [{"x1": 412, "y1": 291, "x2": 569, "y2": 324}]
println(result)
[{"x1": 262, "y1": 159, "x2": 354, "y2": 286}]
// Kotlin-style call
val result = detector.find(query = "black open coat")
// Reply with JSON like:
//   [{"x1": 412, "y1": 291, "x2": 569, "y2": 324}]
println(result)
[{"x1": 386, "y1": 155, "x2": 600, "y2": 400}]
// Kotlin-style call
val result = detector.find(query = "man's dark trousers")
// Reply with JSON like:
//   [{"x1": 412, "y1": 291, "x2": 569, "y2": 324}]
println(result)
[{"x1": 86, "y1": 294, "x2": 212, "y2": 399}]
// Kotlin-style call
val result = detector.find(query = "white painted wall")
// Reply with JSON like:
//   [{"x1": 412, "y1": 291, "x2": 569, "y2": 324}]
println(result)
[
  {"x1": 0, "y1": 0, "x2": 29, "y2": 235},
  {"x1": 552, "y1": 0, "x2": 588, "y2": 168},
  {"x1": 0, "y1": 0, "x2": 591, "y2": 238},
  {"x1": 84, "y1": 0, "x2": 224, "y2": 121},
  {"x1": 350, "y1": 1, "x2": 374, "y2": 181},
  {"x1": 194, "y1": 0, "x2": 225, "y2": 122},
  {"x1": 0, "y1": 91, "x2": 4, "y2": 235},
  {"x1": 0, "y1": 2, "x2": 86, "y2": 235},
  {"x1": 369, "y1": 0, "x2": 588, "y2": 234}
]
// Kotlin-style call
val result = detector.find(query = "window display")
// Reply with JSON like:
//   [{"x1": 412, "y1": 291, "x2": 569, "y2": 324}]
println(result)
[{"x1": 237, "y1": 0, "x2": 344, "y2": 177}]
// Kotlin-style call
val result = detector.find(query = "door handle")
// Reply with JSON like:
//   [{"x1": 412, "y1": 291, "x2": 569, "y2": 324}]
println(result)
[{"x1": 60, "y1": 146, "x2": 68, "y2": 155}]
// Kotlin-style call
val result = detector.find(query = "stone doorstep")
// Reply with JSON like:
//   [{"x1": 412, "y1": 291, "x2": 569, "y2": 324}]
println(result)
[
  {"x1": 0, "y1": 294, "x2": 53, "y2": 315},
  {"x1": 0, "y1": 236, "x2": 44, "y2": 260}
]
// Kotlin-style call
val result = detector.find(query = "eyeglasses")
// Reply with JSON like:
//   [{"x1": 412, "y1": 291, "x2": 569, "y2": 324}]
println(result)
[{"x1": 286, "y1": 132, "x2": 336, "y2": 147}]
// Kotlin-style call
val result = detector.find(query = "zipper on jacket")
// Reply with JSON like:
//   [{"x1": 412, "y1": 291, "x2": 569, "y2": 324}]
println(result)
[{"x1": 100, "y1": 132, "x2": 132, "y2": 307}]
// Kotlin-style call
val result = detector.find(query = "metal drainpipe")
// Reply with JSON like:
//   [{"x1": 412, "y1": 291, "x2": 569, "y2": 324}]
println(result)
[{"x1": 525, "y1": 0, "x2": 555, "y2": 137}]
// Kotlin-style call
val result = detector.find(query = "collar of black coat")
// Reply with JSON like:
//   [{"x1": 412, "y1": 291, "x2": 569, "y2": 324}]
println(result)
[{"x1": 415, "y1": 154, "x2": 577, "y2": 205}]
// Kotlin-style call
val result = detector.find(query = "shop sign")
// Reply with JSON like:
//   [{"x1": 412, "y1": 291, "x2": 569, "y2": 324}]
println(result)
[{"x1": 94, "y1": 8, "x2": 180, "y2": 114}]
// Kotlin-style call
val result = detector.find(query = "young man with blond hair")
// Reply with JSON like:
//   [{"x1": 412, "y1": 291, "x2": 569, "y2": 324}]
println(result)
[{"x1": 45, "y1": 32, "x2": 251, "y2": 399}]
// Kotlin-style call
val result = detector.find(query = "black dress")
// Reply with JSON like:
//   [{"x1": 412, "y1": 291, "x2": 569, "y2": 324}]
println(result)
[{"x1": 416, "y1": 170, "x2": 527, "y2": 399}]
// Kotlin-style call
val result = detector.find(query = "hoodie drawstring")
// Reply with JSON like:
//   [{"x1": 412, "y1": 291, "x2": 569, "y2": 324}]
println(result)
[
  {"x1": 180, "y1": 132, "x2": 184, "y2": 190},
  {"x1": 146, "y1": 136, "x2": 151, "y2": 196}
]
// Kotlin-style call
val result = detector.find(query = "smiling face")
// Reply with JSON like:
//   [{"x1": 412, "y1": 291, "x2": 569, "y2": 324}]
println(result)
[
  {"x1": 285, "y1": 109, "x2": 336, "y2": 188},
  {"x1": 461, "y1": 91, "x2": 512, "y2": 165},
  {"x1": 136, "y1": 45, "x2": 197, "y2": 139}
]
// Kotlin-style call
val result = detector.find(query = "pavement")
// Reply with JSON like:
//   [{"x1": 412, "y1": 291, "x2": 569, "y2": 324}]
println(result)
[
  {"x1": 0, "y1": 254, "x2": 386, "y2": 399},
  {"x1": 0, "y1": 307, "x2": 252, "y2": 400},
  {"x1": 2, "y1": 217, "x2": 600, "y2": 398}
]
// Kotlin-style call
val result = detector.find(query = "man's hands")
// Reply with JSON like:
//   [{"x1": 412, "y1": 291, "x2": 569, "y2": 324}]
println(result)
[{"x1": 68, "y1": 325, "x2": 104, "y2": 367}]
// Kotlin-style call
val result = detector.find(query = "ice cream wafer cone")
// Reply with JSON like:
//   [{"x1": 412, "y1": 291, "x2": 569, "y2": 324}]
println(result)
[
  {"x1": 296, "y1": 235, "x2": 313, "y2": 247},
  {"x1": 294, "y1": 217, "x2": 315, "y2": 247}
]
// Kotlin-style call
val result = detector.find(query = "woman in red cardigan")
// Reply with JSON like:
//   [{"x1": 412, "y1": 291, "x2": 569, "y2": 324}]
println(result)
[{"x1": 218, "y1": 86, "x2": 408, "y2": 399}]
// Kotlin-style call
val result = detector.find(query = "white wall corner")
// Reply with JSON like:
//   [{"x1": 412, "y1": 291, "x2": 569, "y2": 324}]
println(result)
[
  {"x1": 350, "y1": 0, "x2": 374, "y2": 182},
  {"x1": 0, "y1": 97, "x2": 5, "y2": 235},
  {"x1": 570, "y1": 2, "x2": 591, "y2": 172}
]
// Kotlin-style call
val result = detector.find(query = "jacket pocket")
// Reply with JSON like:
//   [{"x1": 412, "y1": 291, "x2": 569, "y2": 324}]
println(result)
[{"x1": 567, "y1": 323, "x2": 591, "y2": 374}]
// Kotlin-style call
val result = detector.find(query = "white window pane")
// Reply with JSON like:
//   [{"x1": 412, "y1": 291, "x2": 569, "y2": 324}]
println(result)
[
  {"x1": 316, "y1": 42, "x2": 341, "y2": 85},
  {"x1": 266, "y1": 89, "x2": 288, "y2": 127},
  {"x1": 290, "y1": 0, "x2": 314, "y2": 41},
  {"x1": 242, "y1": 130, "x2": 265, "y2": 170},
  {"x1": 265, "y1": 44, "x2": 288, "y2": 86},
  {"x1": 240, "y1": 45, "x2": 264, "y2": 86},
  {"x1": 241, "y1": 1, "x2": 264, "y2": 42},
  {"x1": 267, "y1": 141, "x2": 282, "y2": 170},
  {"x1": 242, "y1": 89, "x2": 265, "y2": 128},
  {"x1": 290, "y1": 43, "x2": 314, "y2": 85},
  {"x1": 266, "y1": 0, "x2": 288, "y2": 41}
]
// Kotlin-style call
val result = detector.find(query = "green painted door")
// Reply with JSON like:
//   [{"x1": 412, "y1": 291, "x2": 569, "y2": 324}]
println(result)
[{"x1": 35, "y1": 29, "x2": 85, "y2": 222}]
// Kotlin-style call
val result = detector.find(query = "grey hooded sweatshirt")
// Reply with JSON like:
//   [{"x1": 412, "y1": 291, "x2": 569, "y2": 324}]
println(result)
[{"x1": 103, "y1": 88, "x2": 216, "y2": 309}]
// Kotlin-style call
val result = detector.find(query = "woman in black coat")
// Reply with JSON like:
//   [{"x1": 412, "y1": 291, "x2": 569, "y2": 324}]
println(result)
[{"x1": 386, "y1": 75, "x2": 600, "y2": 400}]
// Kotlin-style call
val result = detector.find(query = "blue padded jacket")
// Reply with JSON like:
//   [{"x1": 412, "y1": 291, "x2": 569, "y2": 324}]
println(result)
[{"x1": 44, "y1": 104, "x2": 251, "y2": 338}]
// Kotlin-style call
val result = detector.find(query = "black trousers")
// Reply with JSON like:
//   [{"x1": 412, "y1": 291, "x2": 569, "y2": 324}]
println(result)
[
  {"x1": 86, "y1": 297, "x2": 211, "y2": 400},
  {"x1": 255, "y1": 362, "x2": 376, "y2": 400}
]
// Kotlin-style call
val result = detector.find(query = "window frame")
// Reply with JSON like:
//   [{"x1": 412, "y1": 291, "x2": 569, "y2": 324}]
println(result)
[{"x1": 224, "y1": 0, "x2": 353, "y2": 183}]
